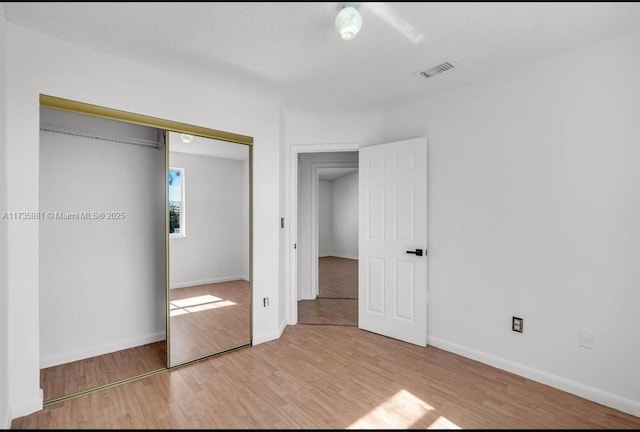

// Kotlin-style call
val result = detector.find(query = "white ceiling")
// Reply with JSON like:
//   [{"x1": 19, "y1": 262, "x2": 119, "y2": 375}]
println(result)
[
  {"x1": 318, "y1": 167, "x2": 358, "y2": 181},
  {"x1": 169, "y1": 132, "x2": 249, "y2": 160},
  {"x1": 4, "y1": 2, "x2": 640, "y2": 113}
]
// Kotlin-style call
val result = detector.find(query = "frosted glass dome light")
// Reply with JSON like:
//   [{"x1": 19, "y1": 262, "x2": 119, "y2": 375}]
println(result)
[
  {"x1": 180, "y1": 134, "x2": 194, "y2": 144},
  {"x1": 335, "y1": 6, "x2": 362, "y2": 41}
]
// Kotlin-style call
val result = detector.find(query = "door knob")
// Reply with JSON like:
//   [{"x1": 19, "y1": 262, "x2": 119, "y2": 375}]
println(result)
[{"x1": 406, "y1": 248, "x2": 424, "y2": 256}]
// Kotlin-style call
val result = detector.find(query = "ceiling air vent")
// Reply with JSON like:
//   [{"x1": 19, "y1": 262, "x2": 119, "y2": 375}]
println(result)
[{"x1": 414, "y1": 61, "x2": 457, "y2": 79}]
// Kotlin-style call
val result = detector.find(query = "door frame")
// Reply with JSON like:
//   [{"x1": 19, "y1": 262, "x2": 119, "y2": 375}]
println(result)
[{"x1": 286, "y1": 143, "x2": 360, "y2": 325}]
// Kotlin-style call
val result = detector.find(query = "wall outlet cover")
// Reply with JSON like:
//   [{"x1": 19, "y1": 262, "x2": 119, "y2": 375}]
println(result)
[
  {"x1": 512, "y1": 316, "x2": 523, "y2": 333},
  {"x1": 579, "y1": 329, "x2": 594, "y2": 349}
]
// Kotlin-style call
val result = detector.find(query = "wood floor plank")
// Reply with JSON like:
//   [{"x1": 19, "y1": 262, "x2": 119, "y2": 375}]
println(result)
[
  {"x1": 298, "y1": 256, "x2": 358, "y2": 326},
  {"x1": 18, "y1": 260, "x2": 640, "y2": 429},
  {"x1": 318, "y1": 256, "x2": 358, "y2": 299},
  {"x1": 297, "y1": 298, "x2": 358, "y2": 326},
  {"x1": 40, "y1": 279, "x2": 251, "y2": 403},
  {"x1": 40, "y1": 340, "x2": 166, "y2": 402},
  {"x1": 169, "y1": 279, "x2": 251, "y2": 365},
  {"x1": 14, "y1": 324, "x2": 639, "y2": 429}
]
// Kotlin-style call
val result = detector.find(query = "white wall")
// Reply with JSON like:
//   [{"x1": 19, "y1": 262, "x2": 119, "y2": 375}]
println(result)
[
  {"x1": 169, "y1": 151, "x2": 248, "y2": 287},
  {"x1": 331, "y1": 172, "x2": 358, "y2": 259},
  {"x1": 285, "y1": 109, "x2": 384, "y2": 146},
  {"x1": 0, "y1": 8, "x2": 10, "y2": 429},
  {"x1": 39, "y1": 107, "x2": 165, "y2": 368},
  {"x1": 318, "y1": 173, "x2": 359, "y2": 260},
  {"x1": 318, "y1": 180, "x2": 332, "y2": 257},
  {"x1": 382, "y1": 28, "x2": 640, "y2": 417},
  {"x1": 5, "y1": 23, "x2": 281, "y2": 419}
]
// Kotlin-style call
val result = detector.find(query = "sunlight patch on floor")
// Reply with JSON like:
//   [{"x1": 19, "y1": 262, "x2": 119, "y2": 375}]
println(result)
[
  {"x1": 170, "y1": 294, "x2": 222, "y2": 308},
  {"x1": 428, "y1": 416, "x2": 461, "y2": 429},
  {"x1": 184, "y1": 300, "x2": 236, "y2": 312},
  {"x1": 169, "y1": 294, "x2": 236, "y2": 317},
  {"x1": 348, "y1": 389, "x2": 436, "y2": 429}
]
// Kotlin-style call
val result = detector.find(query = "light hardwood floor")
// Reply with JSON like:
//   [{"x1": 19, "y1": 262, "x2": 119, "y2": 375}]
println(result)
[
  {"x1": 298, "y1": 256, "x2": 358, "y2": 326},
  {"x1": 22, "y1": 263, "x2": 640, "y2": 428},
  {"x1": 13, "y1": 324, "x2": 640, "y2": 429},
  {"x1": 297, "y1": 298, "x2": 358, "y2": 326},
  {"x1": 169, "y1": 280, "x2": 251, "y2": 365},
  {"x1": 40, "y1": 341, "x2": 166, "y2": 402},
  {"x1": 318, "y1": 256, "x2": 358, "y2": 299},
  {"x1": 40, "y1": 280, "x2": 251, "y2": 402}
]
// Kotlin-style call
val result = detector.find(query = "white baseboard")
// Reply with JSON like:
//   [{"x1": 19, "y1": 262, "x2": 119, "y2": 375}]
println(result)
[
  {"x1": 279, "y1": 320, "x2": 288, "y2": 338},
  {"x1": 40, "y1": 331, "x2": 165, "y2": 369},
  {"x1": 428, "y1": 336, "x2": 640, "y2": 418},
  {"x1": 252, "y1": 321, "x2": 288, "y2": 346},
  {"x1": 326, "y1": 254, "x2": 358, "y2": 261},
  {"x1": 170, "y1": 275, "x2": 249, "y2": 289},
  {"x1": 2, "y1": 408, "x2": 11, "y2": 429},
  {"x1": 10, "y1": 388, "x2": 42, "y2": 420}
]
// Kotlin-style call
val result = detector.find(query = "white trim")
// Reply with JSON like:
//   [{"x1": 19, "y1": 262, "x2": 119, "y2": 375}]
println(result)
[
  {"x1": 325, "y1": 253, "x2": 358, "y2": 261},
  {"x1": 40, "y1": 331, "x2": 165, "y2": 369},
  {"x1": 170, "y1": 275, "x2": 249, "y2": 289},
  {"x1": 253, "y1": 320, "x2": 288, "y2": 345},
  {"x1": 2, "y1": 409, "x2": 11, "y2": 429},
  {"x1": 9, "y1": 390, "x2": 42, "y2": 419},
  {"x1": 286, "y1": 143, "x2": 360, "y2": 325},
  {"x1": 429, "y1": 336, "x2": 640, "y2": 418}
]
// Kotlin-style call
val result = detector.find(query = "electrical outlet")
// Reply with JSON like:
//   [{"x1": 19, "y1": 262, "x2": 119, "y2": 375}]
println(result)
[
  {"x1": 512, "y1": 316, "x2": 523, "y2": 333},
  {"x1": 263, "y1": 297, "x2": 269, "y2": 307},
  {"x1": 579, "y1": 329, "x2": 594, "y2": 349}
]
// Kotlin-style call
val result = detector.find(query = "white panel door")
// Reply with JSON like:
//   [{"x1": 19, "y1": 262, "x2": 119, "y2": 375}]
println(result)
[{"x1": 358, "y1": 137, "x2": 427, "y2": 346}]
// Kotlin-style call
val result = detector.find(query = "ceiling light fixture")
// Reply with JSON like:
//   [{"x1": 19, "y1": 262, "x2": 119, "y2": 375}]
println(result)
[
  {"x1": 180, "y1": 133, "x2": 193, "y2": 144},
  {"x1": 335, "y1": 3, "x2": 362, "y2": 41}
]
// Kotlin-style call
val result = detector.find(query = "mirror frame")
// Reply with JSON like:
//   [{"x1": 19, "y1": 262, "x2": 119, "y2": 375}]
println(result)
[{"x1": 39, "y1": 94, "x2": 253, "y2": 401}]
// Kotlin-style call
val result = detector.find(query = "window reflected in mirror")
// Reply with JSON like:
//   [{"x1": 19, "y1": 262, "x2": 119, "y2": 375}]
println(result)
[{"x1": 168, "y1": 167, "x2": 185, "y2": 238}]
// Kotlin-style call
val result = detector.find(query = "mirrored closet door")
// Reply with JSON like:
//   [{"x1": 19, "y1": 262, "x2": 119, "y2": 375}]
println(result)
[
  {"x1": 38, "y1": 95, "x2": 253, "y2": 403},
  {"x1": 167, "y1": 132, "x2": 252, "y2": 367}
]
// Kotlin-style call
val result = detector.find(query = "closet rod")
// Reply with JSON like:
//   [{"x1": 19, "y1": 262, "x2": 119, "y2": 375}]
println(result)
[{"x1": 40, "y1": 124, "x2": 162, "y2": 150}]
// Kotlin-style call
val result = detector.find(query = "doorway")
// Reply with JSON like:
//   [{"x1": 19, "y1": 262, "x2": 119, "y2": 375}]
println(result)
[
  {"x1": 298, "y1": 164, "x2": 359, "y2": 326},
  {"x1": 287, "y1": 138, "x2": 428, "y2": 347},
  {"x1": 287, "y1": 146, "x2": 359, "y2": 326}
]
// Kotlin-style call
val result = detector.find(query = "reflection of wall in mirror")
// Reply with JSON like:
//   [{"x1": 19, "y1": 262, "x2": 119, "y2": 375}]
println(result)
[{"x1": 169, "y1": 151, "x2": 249, "y2": 289}]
